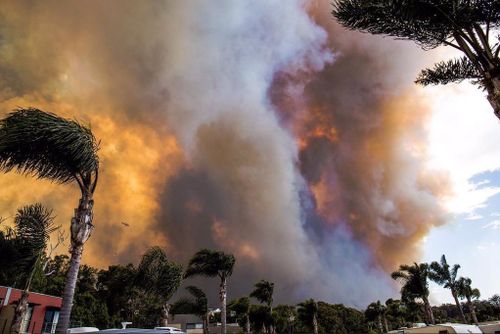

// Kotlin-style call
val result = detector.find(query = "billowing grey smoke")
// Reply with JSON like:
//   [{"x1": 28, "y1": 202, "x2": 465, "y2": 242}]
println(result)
[{"x1": 0, "y1": 0, "x2": 449, "y2": 308}]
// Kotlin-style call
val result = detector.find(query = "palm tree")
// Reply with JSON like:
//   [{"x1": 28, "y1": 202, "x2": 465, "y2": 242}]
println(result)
[
  {"x1": 297, "y1": 299, "x2": 319, "y2": 334},
  {"x1": 489, "y1": 294, "x2": 500, "y2": 318},
  {"x1": 9, "y1": 204, "x2": 57, "y2": 334},
  {"x1": 429, "y1": 255, "x2": 466, "y2": 323},
  {"x1": 184, "y1": 249, "x2": 235, "y2": 334},
  {"x1": 391, "y1": 263, "x2": 435, "y2": 324},
  {"x1": 365, "y1": 301, "x2": 388, "y2": 333},
  {"x1": 250, "y1": 280, "x2": 275, "y2": 333},
  {"x1": 228, "y1": 297, "x2": 251, "y2": 334},
  {"x1": 135, "y1": 246, "x2": 183, "y2": 326},
  {"x1": 332, "y1": 0, "x2": 500, "y2": 120},
  {"x1": 0, "y1": 108, "x2": 99, "y2": 334},
  {"x1": 172, "y1": 286, "x2": 209, "y2": 334},
  {"x1": 457, "y1": 277, "x2": 481, "y2": 325}
]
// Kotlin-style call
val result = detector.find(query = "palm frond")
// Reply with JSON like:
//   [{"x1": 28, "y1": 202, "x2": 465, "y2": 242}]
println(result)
[
  {"x1": 451, "y1": 264, "x2": 461, "y2": 281},
  {"x1": 416, "y1": 57, "x2": 482, "y2": 85},
  {"x1": 0, "y1": 108, "x2": 99, "y2": 187},
  {"x1": 185, "y1": 285, "x2": 207, "y2": 301},
  {"x1": 457, "y1": 276, "x2": 480, "y2": 299},
  {"x1": 250, "y1": 280, "x2": 274, "y2": 306},
  {"x1": 185, "y1": 285, "x2": 207, "y2": 314},
  {"x1": 184, "y1": 249, "x2": 235, "y2": 279},
  {"x1": 228, "y1": 297, "x2": 250, "y2": 315},
  {"x1": 15, "y1": 203, "x2": 57, "y2": 254},
  {"x1": 332, "y1": 0, "x2": 455, "y2": 49}
]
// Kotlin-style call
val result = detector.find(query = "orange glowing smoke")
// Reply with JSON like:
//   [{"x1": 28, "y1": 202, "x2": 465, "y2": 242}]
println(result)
[
  {"x1": 211, "y1": 218, "x2": 260, "y2": 261},
  {"x1": 0, "y1": 0, "x2": 453, "y2": 306}
]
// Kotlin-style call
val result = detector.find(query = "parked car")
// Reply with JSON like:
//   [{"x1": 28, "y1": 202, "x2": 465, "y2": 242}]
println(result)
[
  {"x1": 98, "y1": 329, "x2": 185, "y2": 334},
  {"x1": 154, "y1": 327, "x2": 185, "y2": 333}
]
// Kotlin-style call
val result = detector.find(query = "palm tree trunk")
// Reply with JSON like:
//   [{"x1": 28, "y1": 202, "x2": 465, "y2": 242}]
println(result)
[
  {"x1": 10, "y1": 290, "x2": 29, "y2": 334},
  {"x1": 467, "y1": 298, "x2": 479, "y2": 326},
  {"x1": 245, "y1": 314, "x2": 250, "y2": 334},
  {"x1": 422, "y1": 296, "x2": 435, "y2": 325},
  {"x1": 56, "y1": 196, "x2": 94, "y2": 334},
  {"x1": 377, "y1": 315, "x2": 383, "y2": 333},
  {"x1": 269, "y1": 305, "x2": 274, "y2": 334},
  {"x1": 11, "y1": 255, "x2": 41, "y2": 334},
  {"x1": 383, "y1": 314, "x2": 389, "y2": 333},
  {"x1": 161, "y1": 303, "x2": 170, "y2": 327},
  {"x1": 452, "y1": 290, "x2": 467, "y2": 323},
  {"x1": 220, "y1": 277, "x2": 227, "y2": 334},
  {"x1": 203, "y1": 312, "x2": 209, "y2": 334},
  {"x1": 312, "y1": 313, "x2": 318, "y2": 334},
  {"x1": 486, "y1": 76, "x2": 500, "y2": 119},
  {"x1": 55, "y1": 244, "x2": 83, "y2": 334}
]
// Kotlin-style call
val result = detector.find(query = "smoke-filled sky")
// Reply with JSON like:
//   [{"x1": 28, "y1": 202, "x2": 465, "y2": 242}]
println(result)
[{"x1": 0, "y1": 1, "x2": 497, "y2": 308}]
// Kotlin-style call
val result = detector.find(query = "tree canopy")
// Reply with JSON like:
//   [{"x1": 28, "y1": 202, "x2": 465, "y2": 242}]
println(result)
[
  {"x1": 0, "y1": 108, "x2": 99, "y2": 190},
  {"x1": 332, "y1": 0, "x2": 500, "y2": 118}
]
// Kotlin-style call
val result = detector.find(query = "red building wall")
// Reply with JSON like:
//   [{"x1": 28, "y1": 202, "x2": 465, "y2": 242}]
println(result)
[{"x1": 0, "y1": 286, "x2": 62, "y2": 334}]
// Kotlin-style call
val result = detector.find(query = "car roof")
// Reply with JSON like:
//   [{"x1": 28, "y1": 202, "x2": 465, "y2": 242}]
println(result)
[{"x1": 98, "y1": 329, "x2": 181, "y2": 334}]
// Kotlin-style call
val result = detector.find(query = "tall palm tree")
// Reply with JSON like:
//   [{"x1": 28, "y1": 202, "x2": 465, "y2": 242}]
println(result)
[
  {"x1": 184, "y1": 249, "x2": 235, "y2": 334},
  {"x1": 250, "y1": 280, "x2": 275, "y2": 333},
  {"x1": 297, "y1": 299, "x2": 319, "y2": 334},
  {"x1": 10, "y1": 204, "x2": 57, "y2": 334},
  {"x1": 429, "y1": 255, "x2": 466, "y2": 323},
  {"x1": 332, "y1": 0, "x2": 500, "y2": 120},
  {"x1": 391, "y1": 263, "x2": 435, "y2": 324},
  {"x1": 0, "y1": 108, "x2": 99, "y2": 334},
  {"x1": 228, "y1": 297, "x2": 251, "y2": 334},
  {"x1": 457, "y1": 277, "x2": 481, "y2": 325}
]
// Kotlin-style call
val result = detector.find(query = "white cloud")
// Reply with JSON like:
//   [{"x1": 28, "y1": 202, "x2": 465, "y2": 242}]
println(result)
[
  {"x1": 482, "y1": 221, "x2": 500, "y2": 230},
  {"x1": 425, "y1": 82, "x2": 500, "y2": 216},
  {"x1": 476, "y1": 241, "x2": 497, "y2": 251},
  {"x1": 464, "y1": 213, "x2": 483, "y2": 220}
]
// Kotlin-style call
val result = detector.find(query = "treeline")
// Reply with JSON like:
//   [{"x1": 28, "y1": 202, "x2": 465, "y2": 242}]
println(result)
[
  {"x1": 2, "y1": 244, "x2": 500, "y2": 334},
  {"x1": 2, "y1": 201, "x2": 500, "y2": 334},
  {"x1": 0, "y1": 242, "x2": 366, "y2": 333},
  {"x1": 364, "y1": 255, "x2": 500, "y2": 333}
]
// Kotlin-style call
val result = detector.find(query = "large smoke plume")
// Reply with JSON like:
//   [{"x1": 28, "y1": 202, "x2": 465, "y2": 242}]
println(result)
[{"x1": 0, "y1": 1, "x2": 449, "y2": 307}]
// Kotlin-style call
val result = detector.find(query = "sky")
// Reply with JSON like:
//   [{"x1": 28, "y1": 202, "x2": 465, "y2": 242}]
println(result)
[
  {"x1": 423, "y1": 81, "x2": 500, "y2": 305},
  {"x1": 0, "y1": 0, "x2": 498, "y2": 308}
]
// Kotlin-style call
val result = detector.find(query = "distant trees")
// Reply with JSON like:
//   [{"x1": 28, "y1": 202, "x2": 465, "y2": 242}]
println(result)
[
  {"x1": 383, "y1": 255, "x2": 500, "y2": 329},
  {"x1": 184, "y1": 249, "x2": 235, "y2": 334},
  {"x1": 297, "y1": 299, "x2": 319, "y2": 334},
  {"x1": 250, "y1": 280, "x2": 275, "y2": 333},
  {"x1": 490, "y1": 294, "x2": 500, "y2": 318},
  {"x1": 228, "y1": 297, "x2": 251, "y2": 334},
  {"x1": 171, "y1": 286, "x2": 209, "y2": 334},
  {"x1": 0, "y1": 108, "x2": 100, "y2": 334},
  {"x1": 365, "y1": 301, "x2": 387, "y2": 333},
  {"x1": 332, "y1": 0, "x2": 500, "y2": 120},
  {"x1": 429, "y1": 255, "x2": 466, "y2": 323},
  {"x1": 272, "y1": 305, "x2": 297, "y2": 334},
  {"x1": 457, "y1": 277, "x2": 481, "y2": 325},
  {"x1": 135, "y1": 247, "x2": 183, "y2": 326},
  {"x1": 26, "y1": 247, "x2": 182, "y2": 329},
  {"x1": 391, "y1": 263, "x2": 435, "y2": 324},
  {"x1": 1, "y1": 204, "x2": 57, "y2": 334}
]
